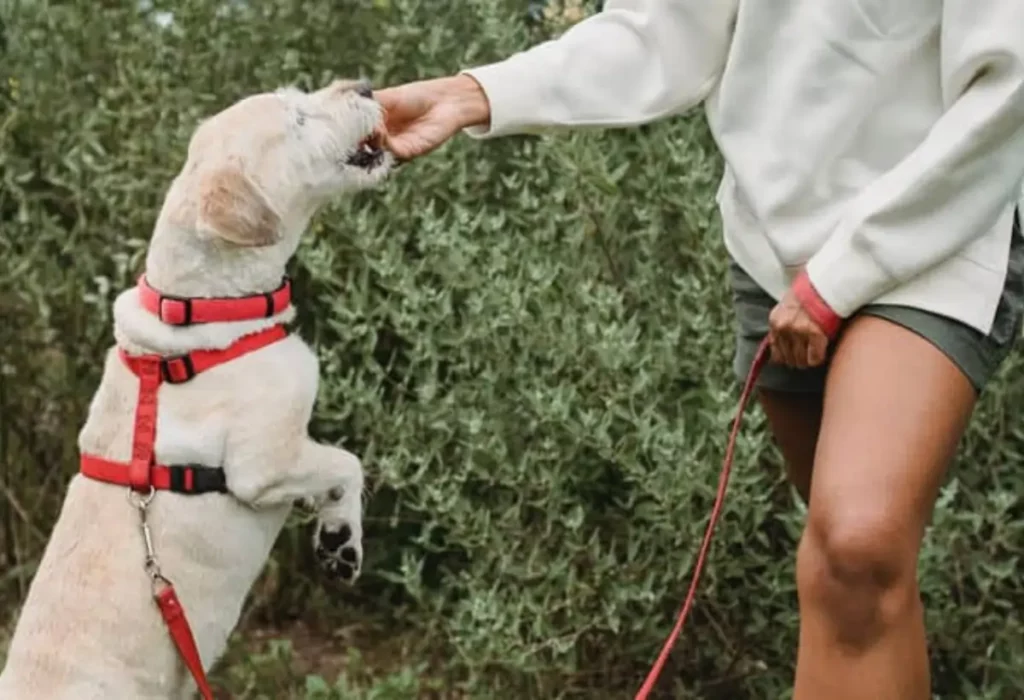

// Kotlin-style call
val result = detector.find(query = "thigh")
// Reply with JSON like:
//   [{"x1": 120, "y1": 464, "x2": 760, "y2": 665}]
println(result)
[
  {"x1": 729, "y1": 260, "x2": 827, "y2": 496},
  {"x1": 759, "y1": 389, "x2": 822, "y2": 502},
  {"x1": 808, "y1": 315, "x2": 977, "y2": 560},
  {"x1": 730, "y1": 260, "x2": 827, "y2": 496}
]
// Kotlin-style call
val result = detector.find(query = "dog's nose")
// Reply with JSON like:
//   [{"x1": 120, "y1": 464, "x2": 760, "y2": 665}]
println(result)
[{"x1": 355, "y1": 82, "x2": 373, "y2": 99}]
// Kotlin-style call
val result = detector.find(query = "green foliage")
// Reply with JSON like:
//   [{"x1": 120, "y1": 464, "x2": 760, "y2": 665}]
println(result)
[
  {"x1": 214, "y1": 634, "x2": 439, "y2": 700},
  {"x1": 2, "y1": 0, "x2": 1022, "y2": 697}
]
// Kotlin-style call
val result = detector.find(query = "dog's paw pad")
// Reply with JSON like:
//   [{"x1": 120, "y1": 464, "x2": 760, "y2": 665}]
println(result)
[
  {"x1": 315, "y1": 522, "x2": 361, "y2": 584},
  {"x1": 319, "y1": 524, "x2": 351, "y2": 550}
]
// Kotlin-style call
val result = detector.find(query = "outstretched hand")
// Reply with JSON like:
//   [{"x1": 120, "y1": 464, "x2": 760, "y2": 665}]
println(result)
[{"x1": 376, "y1": 75, "x2": 491, "y2": 161}]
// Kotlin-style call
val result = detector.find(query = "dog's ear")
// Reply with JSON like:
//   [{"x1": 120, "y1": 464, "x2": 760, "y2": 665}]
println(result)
[{"x1": 196, "y1": 165, "x2": 281, "y2": 247}]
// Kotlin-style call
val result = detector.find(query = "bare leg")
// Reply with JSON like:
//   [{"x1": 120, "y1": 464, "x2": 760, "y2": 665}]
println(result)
[
  {"x1": 793, "y1": 316, "x2": 975, "y2": 699},
  {"x1": 758, "y1": 389, "x2": 823, "y2": 503}
]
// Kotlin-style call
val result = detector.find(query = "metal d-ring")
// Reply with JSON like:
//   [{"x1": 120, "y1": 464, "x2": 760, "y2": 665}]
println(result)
[{"x1": 126, "y1": 484, "x2": 156, "y2": 510}]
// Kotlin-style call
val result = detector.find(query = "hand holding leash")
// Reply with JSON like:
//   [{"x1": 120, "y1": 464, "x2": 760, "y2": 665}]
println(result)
[{"x1": 769, "y1": 270, "x2": 844, "y2": 367}]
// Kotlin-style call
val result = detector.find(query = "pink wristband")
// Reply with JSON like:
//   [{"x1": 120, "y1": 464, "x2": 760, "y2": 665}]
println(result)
[{"x1": 791, "y1": 271, "x2": 843, "y2": 339}]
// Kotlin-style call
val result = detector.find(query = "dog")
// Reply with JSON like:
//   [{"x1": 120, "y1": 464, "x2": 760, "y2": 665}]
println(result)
[{"x1": 0, "y1": 78, "x2": 392, "y2": 699}]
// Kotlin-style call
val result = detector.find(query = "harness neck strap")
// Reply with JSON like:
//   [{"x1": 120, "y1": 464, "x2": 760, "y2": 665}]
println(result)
[{"x1": 137, "y1": 275, "x2": 292, "y2": 326}]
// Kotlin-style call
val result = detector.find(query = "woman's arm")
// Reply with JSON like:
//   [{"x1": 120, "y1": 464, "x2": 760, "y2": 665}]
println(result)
[
  {"x1": 462, "y1": 0, "x2": 739, "y2": 138},
  {"x1": 803, "y1": 1, "x2": 1024, "y2": 319},
  {"x1": 377, "y1": 0, "x2": 737, "y2": 159}
]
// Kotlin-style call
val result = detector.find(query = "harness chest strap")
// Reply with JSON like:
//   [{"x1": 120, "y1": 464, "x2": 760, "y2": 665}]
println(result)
[{"x1": 79, "y1": 325, "x2": 288, "y2": 492}]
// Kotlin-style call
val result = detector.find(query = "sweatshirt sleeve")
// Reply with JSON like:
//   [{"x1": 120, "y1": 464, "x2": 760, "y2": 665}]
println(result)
[
  {"x1": 804, "y1": 0, "x2": 1024, "y2": 318},
  {"x1": 460, "y1": 0, "x2": 738, "y2": 138}
]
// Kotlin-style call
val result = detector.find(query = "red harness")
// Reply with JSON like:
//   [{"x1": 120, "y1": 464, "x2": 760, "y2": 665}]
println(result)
[{"x1": 78, "y1": 276, "x2": 292, "y2": 700}]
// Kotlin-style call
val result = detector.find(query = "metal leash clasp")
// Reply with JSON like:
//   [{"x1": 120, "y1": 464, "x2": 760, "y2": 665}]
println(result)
[{"x1": 127, "y1": 486, "x2": 170, "y2": 591}]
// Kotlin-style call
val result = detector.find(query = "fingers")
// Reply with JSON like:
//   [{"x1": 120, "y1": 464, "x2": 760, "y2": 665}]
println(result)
[
  {"x1": 374, "y1": 87, "x2": 399, "y2": 112},
  {"x1": 384, "y1": 130, "x2": 444, "y2": 162},
  {"x1": 768, "y1": 305, "x2": 800, "y2": 367},
  {"x1": 806, "y1": 331, "x2": 828, "y2": 367},
  {"x1": 381, "y1": 134, "x2": 417, "y2": 162},
  {"x1": 769, "y1": 302, "x2": 830, "y2": 369},
  {"x1": 768, "y1": 325, "x2": 794, "y2": 366},
  {"x1": 770, "y1": 328, "x2": 811, "y2": 369},
  {"x1": 375, "y1": 90, "x2": 409, "y2": 136},
  {"x1": 376, "y1": 76, "x2": 485, "y2": 164},
  {"x1": 374, "y1": 85, "x2": 425, "y2": 161}
]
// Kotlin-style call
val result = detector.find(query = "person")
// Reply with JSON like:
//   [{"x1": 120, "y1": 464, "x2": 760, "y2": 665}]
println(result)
[{"x1": 375, "y1": 2, "x2": 1024, "y2": 698}]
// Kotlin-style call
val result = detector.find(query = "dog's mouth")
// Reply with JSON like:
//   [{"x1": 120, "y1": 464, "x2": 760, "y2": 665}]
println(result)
[{"x1": 346, "y1": 129, "x2": 386, "y2": 170}]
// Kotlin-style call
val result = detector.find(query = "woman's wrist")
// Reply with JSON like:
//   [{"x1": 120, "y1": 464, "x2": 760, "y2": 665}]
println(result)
[
  {"x1": 444, "y1": 74, "x2": 491, "y2": 130},
  {"x1": 791, "y1": 270, "x2": 843, "y2": 339}
]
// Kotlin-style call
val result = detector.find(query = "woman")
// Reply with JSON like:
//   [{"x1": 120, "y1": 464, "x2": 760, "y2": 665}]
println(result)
[{"x1": 375, "y1": 2, "x2": 1024, "y2": 697}]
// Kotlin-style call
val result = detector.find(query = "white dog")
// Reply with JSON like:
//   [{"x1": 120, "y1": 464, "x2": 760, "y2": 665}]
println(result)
[{"x1": 0, "y1": 79, "x2": 392, "y2": 699}]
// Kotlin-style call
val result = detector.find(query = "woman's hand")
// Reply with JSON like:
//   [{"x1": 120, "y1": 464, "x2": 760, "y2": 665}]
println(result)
[
  {"x1": 376, "y1": 75, "x2": 491, "y2": 161},
  {"x1": 768, "y1": 271, "x2": 844, "y2": 368}
]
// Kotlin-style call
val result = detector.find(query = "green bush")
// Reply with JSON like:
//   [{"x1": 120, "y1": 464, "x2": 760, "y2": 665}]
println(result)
[{"x1": 1, "y1": 1, "x2": 1022, "y2": 697}]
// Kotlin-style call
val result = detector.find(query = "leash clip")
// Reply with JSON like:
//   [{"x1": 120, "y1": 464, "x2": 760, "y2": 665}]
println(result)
[{"x1": 128, "y1": 487, "x2": 168, "y2": 589}]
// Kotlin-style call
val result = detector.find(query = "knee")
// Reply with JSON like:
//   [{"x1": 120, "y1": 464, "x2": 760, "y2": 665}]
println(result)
[{"x1": 796, "y1": 510, "x2": 917, "y2": 647}]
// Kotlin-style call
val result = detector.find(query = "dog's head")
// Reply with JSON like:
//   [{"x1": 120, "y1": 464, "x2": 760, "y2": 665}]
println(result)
[{"x1": 170, "y1": 79, "x2": 392, "y2": 252}]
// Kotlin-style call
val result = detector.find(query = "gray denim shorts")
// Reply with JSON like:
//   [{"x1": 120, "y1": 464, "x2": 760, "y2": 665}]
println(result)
[{"x1": 731, "y1": 212, "x2": 1024, "y2": 394}]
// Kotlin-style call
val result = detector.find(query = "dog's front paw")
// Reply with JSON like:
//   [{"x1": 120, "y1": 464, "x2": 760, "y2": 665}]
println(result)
[{"x1": 314, "y1": 516, "x2": 363, "y2": 584}]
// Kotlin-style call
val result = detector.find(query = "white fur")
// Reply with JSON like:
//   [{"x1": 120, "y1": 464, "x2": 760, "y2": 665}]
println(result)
[{"x1": 0, "y1": 79, "x2": 391, "y2": 699}]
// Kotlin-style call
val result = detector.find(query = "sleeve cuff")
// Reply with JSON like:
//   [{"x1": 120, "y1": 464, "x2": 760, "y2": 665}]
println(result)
[
  {"x1": 802, "y1": 227, "x2": 898, "y2": 322},
  {"x1": 460, "y1": 58, "x2": 547, "y2": 139},
  {"x1": 791, "y1": 270, "x2": 844, "y2": 340}
]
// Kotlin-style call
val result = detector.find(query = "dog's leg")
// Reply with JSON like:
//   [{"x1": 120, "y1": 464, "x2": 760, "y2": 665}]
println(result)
[
  {"x1": 231, "y1": 438, "x2": 364, "y2": 583},
  {"x1": 298, "y1": 440, "x2": 365, "y2": 584}
]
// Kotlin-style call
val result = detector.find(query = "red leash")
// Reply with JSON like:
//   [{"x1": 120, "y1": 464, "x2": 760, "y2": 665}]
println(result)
[
  {"x1": 131, "y1": 488, "x2": 219, "y2": 700},
  {"x1": 155, "y1": 583, "x2": 215, "y2": 699},
  {"x1": 634, "y1": 337, "x2": 771, "y2": 699}
]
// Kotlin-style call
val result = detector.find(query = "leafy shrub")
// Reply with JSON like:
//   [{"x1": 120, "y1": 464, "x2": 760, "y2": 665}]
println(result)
[{"x1": 1, "y1": 0, "x2": 1021, "y2": 697}]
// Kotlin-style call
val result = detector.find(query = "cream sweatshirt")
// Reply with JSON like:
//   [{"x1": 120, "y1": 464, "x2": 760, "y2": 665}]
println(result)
[{"x1": 463, "y1": 0, "x2": 1024, "y2": 333}]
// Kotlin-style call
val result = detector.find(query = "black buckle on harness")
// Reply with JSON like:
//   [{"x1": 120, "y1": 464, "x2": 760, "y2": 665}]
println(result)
[
  {"x1": 267, "y1": 275, "x2": 292, "y2": 317},
  {"x1": 158, "y1": 293, "x2": 193, "y2": 326},
  {"x1": 161, "y1": 355, "x2": 196, "y2": 384},
  {"x1": 168, "y1": 465, "x2": 228, "y2": 494}
]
